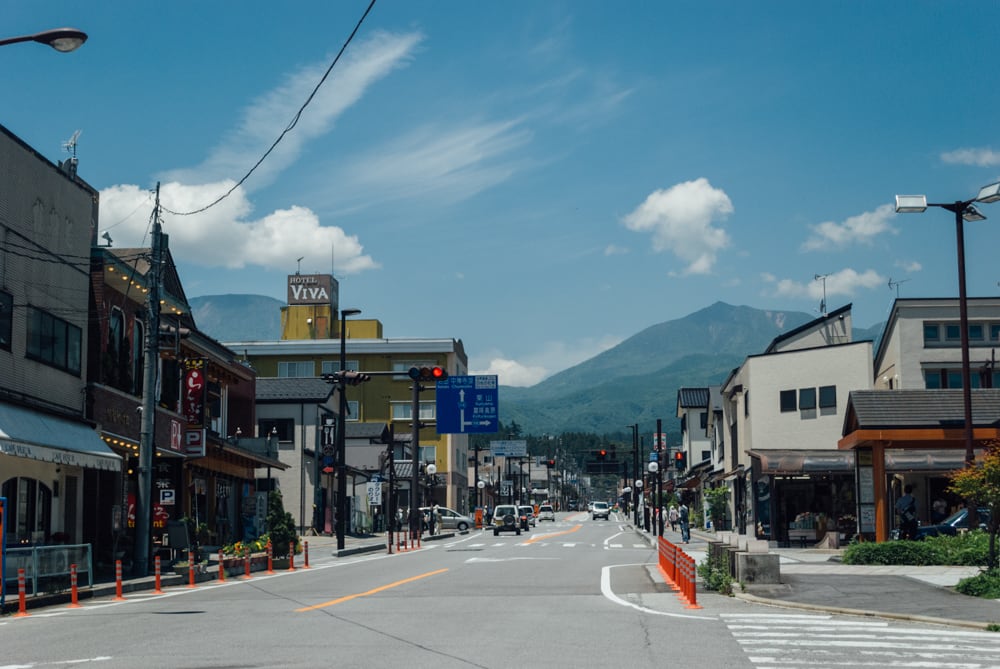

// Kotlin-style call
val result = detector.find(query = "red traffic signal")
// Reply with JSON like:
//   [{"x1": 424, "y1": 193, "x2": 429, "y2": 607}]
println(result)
[
  {"x1": 546, "y1": 459, "x2": 556, "y2": 467},
  {"x1": 596, "y1": 449, "x2": 608, "y2": 461},
  {"x1": 408, "y1": 366, "x2": 449, "y2": 382},
  {"x1": 674, "y1": 450, "x2": 687, "y2": 471}
]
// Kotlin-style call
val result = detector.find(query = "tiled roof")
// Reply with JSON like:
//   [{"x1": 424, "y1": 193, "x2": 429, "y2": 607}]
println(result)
[
  {"x1": 677, "y1": 387, "x2": 710, "y2": 408},
  {"x1": 256, "y1": 377, "x2": 333, "y2": 402},
  {"x1": 845, "y1": 389, "x2": 1000, "y2": 432}
]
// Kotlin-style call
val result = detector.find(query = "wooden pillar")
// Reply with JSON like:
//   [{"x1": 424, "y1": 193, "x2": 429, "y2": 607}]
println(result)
[{"x1": 873, "y1": 442, "x2": 888, "y2": 542}]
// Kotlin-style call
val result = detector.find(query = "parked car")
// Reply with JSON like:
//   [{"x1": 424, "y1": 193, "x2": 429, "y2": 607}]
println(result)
[
  {"x1": 914, "y1": 507, "x2": 992, "y2": 539},
  {"x1": 537, "y1": 504, "x2": 555, "y2": 521},
  {"x1": 419, "y1": 506, "x2": 474, "y2": 532},
  {"x1": 592, "y1": 501, "x2": 610, "y2": 520},
  {"x1": 518, "y1": 505, "x2": 536, "y2": 529},
  {"x1": 492, "y1": 504, "x2": 521, "y2": 536}
]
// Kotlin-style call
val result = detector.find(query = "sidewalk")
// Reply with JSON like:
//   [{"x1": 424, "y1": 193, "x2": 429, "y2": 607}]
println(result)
[
  {"x1": 633, "y1": 522, "x2": 1000, "y2": 630},
  {"x1": 1, "y1": 530, "x2": 448, "y2": 616}
]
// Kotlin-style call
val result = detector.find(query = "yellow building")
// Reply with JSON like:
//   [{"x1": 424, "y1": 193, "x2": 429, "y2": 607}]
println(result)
[{"x1": 225, "y1": 273, "x2": 471, "y2": 534}]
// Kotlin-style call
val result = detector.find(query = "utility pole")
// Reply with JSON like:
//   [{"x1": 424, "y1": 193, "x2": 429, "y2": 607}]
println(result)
[
  {"x1": 630, "y1": 424, "x2": 639, "y2": 527},
  {"x1": 135, "y1": 183, "x2": 164, "y2": 576}
]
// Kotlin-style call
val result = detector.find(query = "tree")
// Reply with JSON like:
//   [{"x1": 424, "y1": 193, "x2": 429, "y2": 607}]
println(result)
[
  {"x1": 704, "y1": 486, "x2": 731, "y2": 532},
  {"x1": 948, "y1": 440, "x2": 1000, "y2": 570},
  {"x1": 267, "y1": 489, "x2": 300, "y2": 558}
]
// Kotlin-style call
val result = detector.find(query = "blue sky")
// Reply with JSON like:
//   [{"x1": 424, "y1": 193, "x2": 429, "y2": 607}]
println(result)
[{"x1": 4, "y1": 2, "x2": 1000, "y2": 386}]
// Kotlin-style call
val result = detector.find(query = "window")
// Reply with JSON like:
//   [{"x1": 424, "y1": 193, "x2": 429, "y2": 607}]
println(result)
[
  {"x1": 257, "y1": 418, "x2": 295, "y2": 442},
  {"x1": 923, "y1": 323, "x2": 940, "y2": 343},
  {"x1": 947, "y1": 370, "x2": 964, "y2": 389},
  {"x1": 419, "y1": 445, "x2": 436, "y2": 463},
  {"x1": 278, "y1": 361, "x2": 315, "y2": 377},
  {"x1": 945, "y1": 324, "x2": 961, "y2": 341},
  {"x1": 699, "y1": 412, "x2": 708, "y2": 430},
  {"x1": 779, "y1": 390, "x2": 796, "y2": 412},
  {"x1": 819, "y1": 385, "x2": 837, "y2": 409},
  {"x1": 991, "y1": 324, "x2": 1000, "y2": 341},
  {"x1": 0, "y1": 291, "x2": 11, "y2": 350},
  {"x1": 799, "y1": 387, "x2": 817, "y2": 411},
  {"x1": 391, "y1": 401, "x2": 436, "y2": 421},
  {"x1": 132, "y1": 320, "x2": 144, "y2": 394},
  {"x1": 346, "y1": 400, "x2": 359, "y2": 421},
  {"x1": 924, "y1": 370, "x2": 943, "y2": 389},
  {"x1": 26, "y1": 307, "x2": 81, "y2": 375},
  {"x1": 969, "y1": 324, "x2": 985, "y2": 341}
]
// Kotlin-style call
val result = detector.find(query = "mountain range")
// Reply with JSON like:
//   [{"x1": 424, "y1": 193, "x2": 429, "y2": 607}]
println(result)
[{"x1": 189, "y1": 295, "x2": 883, "y2": 439}]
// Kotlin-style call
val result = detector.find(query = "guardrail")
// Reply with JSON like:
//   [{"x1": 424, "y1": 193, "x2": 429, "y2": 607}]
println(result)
[
  {"x1": 3, "y1": 544, "x2": 93, "y2": 595},
  {"x1": 657, "y1": 537, "x2": 700, "y2": 609}
]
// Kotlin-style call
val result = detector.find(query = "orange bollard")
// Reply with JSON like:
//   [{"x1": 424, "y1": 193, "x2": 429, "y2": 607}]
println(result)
[
  {"x1": 303, "y1": 541, "x2": 310, "y2": 569},
  {"x1": 68, "y1": 563, "x2": 82, "y2": 608},
  {"x1": 288, "y1": 541, "x2": 296, "y2": 571},
  {"x1": 114, "y1": 560, "x2": 126, "y2": 601},
  {"x1": 243, "y1": 552, "x2": 251, "y2": 580},
  {"x1": 217, "y1": 550, "x2": 225, "y2": 582},
  {"x1": 15, "y1": 568, "x2": 29, "y2": 617},
  {"x1": 187, "y1": 550, "x2": 196, "y2": 589},
  {"x1": 266, "y1": 541, "x2": 274, "y2": 574},
  {"x1": 154, "y1": 556, "x2": 164, "y2": 594}
]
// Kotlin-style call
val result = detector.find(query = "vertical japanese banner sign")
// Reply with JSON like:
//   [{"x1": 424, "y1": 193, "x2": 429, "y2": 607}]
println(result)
[
  {"x1": 184, "y1": 359, "x2": 206, "y2": 426},
  {"x1": 1, "y1": 496, "x2": 6, "y2": 607}
]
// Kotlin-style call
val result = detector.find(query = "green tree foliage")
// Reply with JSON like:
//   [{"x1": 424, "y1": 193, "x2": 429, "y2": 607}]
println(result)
[
  {"x1": 704, "y1": 486, "x2": 731, "y2": 530},
  {"x1": 948, "y1": 440, "x2": 1000, "y2": 570},
  {"x1": 267, "y1": 489, "x2": 300, "y2": 557}
]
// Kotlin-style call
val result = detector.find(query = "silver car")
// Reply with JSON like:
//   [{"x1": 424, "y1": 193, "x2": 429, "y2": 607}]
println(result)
[{"x1": 420, "y1": 506, "x2": 475, "y2": 532}]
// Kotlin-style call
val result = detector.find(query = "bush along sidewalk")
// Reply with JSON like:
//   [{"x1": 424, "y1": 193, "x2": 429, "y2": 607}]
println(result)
[
  {"x1": 697, "y1": 550, "x2": 733, "y2": 595},
  {"x1": 842, "y1": 531, "x2": 989, "y2": 567}
]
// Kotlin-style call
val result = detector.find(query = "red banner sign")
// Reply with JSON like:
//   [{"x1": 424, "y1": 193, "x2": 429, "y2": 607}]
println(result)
[{"x1": 183, "y1": 359, "x2": 206, "y2": 426}]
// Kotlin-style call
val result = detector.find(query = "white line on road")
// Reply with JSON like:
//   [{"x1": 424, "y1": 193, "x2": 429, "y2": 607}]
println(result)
[{"x1": 600, "y1": 564, "x2": 714, "y2": 620}]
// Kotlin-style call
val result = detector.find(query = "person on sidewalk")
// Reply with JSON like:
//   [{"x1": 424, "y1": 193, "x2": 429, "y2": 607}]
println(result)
[
  {"x1": 895, "y1": 485, "x2": 918, "y2": 540},
  {"x1": 679, "y1": 502, "x2": 690, "y2": 543},
  {"x1": 668, "y1": 505, "x2": 679, "y2": 532}
]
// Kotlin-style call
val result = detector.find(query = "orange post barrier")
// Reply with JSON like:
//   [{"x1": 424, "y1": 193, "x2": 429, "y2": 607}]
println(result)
[
  {"x1": 114, "y1": 560, "x2": 126, "y2": 600},
  {"x1": 656, "y1": 537, "x2": 700, "y2": 609},
  {"x1": 68, "y1": 563, "x2": 81, "y2": 608},
  {"x1": 303, "y1": 541, "x2": 310, "y2": 568},
  {"x1": 217, "y1": 551, "x2": 225, "y2": 582},
  {"x1": 187, "y1": 551, "x2": 196, "y2": 589},
  {"x1": 15, "y1": 568, "x2": 29, "y2": 617},
  {"x1": 266, "y1": 541, "x2": 274, "y2": 574},
  {"x1": 288, "y1": 541, "x2": 296, "y2": 571},
  {"x1": 243, "y1": 552, "x2": 251, "y2": 580},
  {"x1": 154, "y1": 556, "x2": 164, "y2": 594}
]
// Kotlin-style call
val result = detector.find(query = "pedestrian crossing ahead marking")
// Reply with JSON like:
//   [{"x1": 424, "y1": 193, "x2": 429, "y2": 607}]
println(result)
[{"x1": 460, "y1": 541, "x2": 649, "y2": 550}]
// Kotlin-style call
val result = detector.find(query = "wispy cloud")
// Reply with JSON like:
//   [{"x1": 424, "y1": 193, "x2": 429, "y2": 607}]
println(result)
[
  {"x1": 941, "y1": 147, "x2": 1000, "y2": 167},
  {"x1": 472, "y1": 335, "x2": 622, "y2": 387},
  {"x1": 98, "y1": 32, "x2": 421, "y2": 273},
  {"x1": 801, "y1": 204, "x2": 896, "y2": 251},
  {"x1": 621, "y1": 178, "x2": 733, "y2": 274},
  {"x1": 604, "y1": 244, "x2": 628, "y2": 256}
]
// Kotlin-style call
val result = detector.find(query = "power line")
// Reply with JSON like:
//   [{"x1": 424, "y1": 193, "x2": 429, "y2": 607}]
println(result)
[{"x1": 162, "y1": 0, "x2": 378, "y2": 217}]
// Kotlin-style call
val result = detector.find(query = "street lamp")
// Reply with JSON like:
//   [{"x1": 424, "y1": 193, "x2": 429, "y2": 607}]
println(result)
[
  {"x1": 477, "y1": 479, "x2": 485, "y2": 508},
  {"x1": 0, "y1": 28, "x2": 88, "y2": 52},
  {"x1": 895, "y1": 182, "x2": 1000, "y2": 528},
  {"x1": 335, "y1": 308, "x2": 362, "y2": 551},
  {"x1": 634, "y1": 478, "x2": 643, "y2": 530},
  {"x1": 648, "y1": 461, "x2": 660, "y2": 537}
]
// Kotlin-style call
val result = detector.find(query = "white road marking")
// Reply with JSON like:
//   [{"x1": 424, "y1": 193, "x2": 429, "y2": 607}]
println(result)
[{"x1": 600, "y1": 564, "x2": 714, "y2": 621}]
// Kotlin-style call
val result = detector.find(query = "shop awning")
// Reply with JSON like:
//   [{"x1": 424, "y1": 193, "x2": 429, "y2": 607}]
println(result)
[
  {"x1": 0, "y1": 402, "x2": 121, "y2": 471},
  {"x1": 884, "y1": 448, "x2": 979, "y2": 471},
  {"x1": 749, "y1": 449, "x2": 854, "y2": 474}
]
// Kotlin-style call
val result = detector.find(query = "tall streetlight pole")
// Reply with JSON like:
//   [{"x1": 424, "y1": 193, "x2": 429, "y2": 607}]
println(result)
[
  {"x1": 628, "y1": 424, "x2": 639, "y2": 526},
  {"x1": 896, "y1": 181, "x2": 1000, "y2": 529},
  {"x1": 335, "y1": 308, "x2": 361, "y2": 551},
  {"x1": 0, "y1": 27, "x2": 87, "y2": 52}
]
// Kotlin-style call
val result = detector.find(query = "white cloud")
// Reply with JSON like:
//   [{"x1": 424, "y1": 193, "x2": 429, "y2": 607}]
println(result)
[
  {"x1": 621, "y1": 178, "x2": 733, "y2": 274},
  {"x1": 471, "y1": 335, "x2": 623, "y2": 387},
  {"x1": 802, "y1": 204, "x2": 896, "y2": 251},
  {"x1": 768, "y1": 267, "x2": 886, "y2": 300},
  {"x1": 604, "y1": 244, "x2": 628, "y2": 256},
  {"x1": 895, "y1": 260, "x2": 922, "y2": 273},
  {"x1": 941, "y1": 147, "x2": 1000, "y2": 167},
  {"x1": 161, "y1": 31, "x2": 424, "y2": 189},
  {"x1": 99, "y1": 181, "x2": 378, "y2": 273}
]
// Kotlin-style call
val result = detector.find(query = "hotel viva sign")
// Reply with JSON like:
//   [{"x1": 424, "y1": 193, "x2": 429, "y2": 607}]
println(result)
[{"x1": 287, "y1": 274, "x2": 335, "y2": 305}]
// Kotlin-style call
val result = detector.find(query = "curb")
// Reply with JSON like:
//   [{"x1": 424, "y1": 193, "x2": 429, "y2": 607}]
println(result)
[{"x1": 732, "y1": 590, "x2": 996, "y2": 631}]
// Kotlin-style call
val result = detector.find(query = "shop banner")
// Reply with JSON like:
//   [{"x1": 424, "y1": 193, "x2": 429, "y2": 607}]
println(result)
[{"x1": 183, "y1": 359, "x2": 206, "y2": 426}]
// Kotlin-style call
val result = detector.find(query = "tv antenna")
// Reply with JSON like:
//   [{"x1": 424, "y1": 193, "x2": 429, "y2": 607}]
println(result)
[
  {"x1": 296, "y1": 256, "x2": 304, "y2": 275},
  {"x1": 888, "y1": 277, "x2": 910, "y2": 298},
  {"x1": 62, "y1": 129, "x2": 81, "y2": 158},
  {"x1": 814, "y1": 273, "x2": 829, "y2": 315}
]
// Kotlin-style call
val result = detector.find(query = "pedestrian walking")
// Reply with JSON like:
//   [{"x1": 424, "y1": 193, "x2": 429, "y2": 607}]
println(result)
[
  {"x1": 668, "y1": 505, "x2": 679, "y2": 532},
  {"x1": 679, "y1": 502, "x2": 690, "y2": 543},
  {"x1": 895, "y1": 484, "x2": 918, "y2": 540}
]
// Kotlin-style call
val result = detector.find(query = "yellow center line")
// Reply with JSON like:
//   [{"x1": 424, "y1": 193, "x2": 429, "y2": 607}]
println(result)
[
  {"x1": 295, "y1": 568, "x2": 449, "y2": 612},
  {"x1": 523, "y1": 524, "x2": 582, "y2": 544}
]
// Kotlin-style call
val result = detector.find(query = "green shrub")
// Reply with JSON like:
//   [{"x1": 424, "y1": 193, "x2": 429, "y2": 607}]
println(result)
[
  {"x1": 842, "y1": 532, "x2": 989, "y2": 566},
  {"x1": 955, "y1": 569, "x2": 1000, "y2": 599},
  {"x1": 697, "y1": 551, "x2": 733, "y2": 595}
]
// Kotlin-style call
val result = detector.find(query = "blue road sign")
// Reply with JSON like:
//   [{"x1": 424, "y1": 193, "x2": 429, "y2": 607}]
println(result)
[{"x1": 435, "y1": 375, "x2": 498, "y2": 434}]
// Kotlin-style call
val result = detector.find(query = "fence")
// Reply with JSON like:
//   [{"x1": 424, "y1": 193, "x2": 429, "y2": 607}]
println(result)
[
  {"x1": 3, "y1": 544, "x2": 93, "y2": 595},
  {"x1": 656, "y1": 536, "x2": 700, "y2": 609}
]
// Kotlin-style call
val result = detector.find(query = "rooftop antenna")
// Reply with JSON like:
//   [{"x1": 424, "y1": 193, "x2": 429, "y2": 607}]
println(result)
[
  {"x1": 101, "y1": 231, "x2": 113, "y2": 247},
  {"x1": 61, "y1": 129, "x2": 81, "y2": 178},
  {"x1": 296, "y1": 256, "x2": 304, "y2": 275},
  {"x1": 888, "y1": 277, "x2": 910, "y2": 298},
  {"x1": 814, "y1": 273, "x2": 829, "y2": 315}
]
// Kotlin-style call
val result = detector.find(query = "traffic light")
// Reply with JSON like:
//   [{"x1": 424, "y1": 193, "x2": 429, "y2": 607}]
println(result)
[
  {"x1": 546, "y1": 458, "x2": 556, "y2": 467},
  {"x1": 674, "y1": 450, "x2": 687, "y2": 472},
  {"x1": 596, "y1": 449, "x2": 608, "y2": 461},
  {"x1": 408, "y1": 366, "x2": 449, "y2": 382}
]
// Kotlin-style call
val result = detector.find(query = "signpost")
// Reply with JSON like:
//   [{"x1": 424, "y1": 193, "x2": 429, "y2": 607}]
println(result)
[{"x1": 435, "y1": 375, "x2": 498, "y2": 434}]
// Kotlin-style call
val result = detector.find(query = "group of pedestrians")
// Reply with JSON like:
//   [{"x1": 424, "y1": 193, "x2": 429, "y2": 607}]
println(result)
[{"x1": 665, "y1": 502, "x2": 690, "y2": 543}]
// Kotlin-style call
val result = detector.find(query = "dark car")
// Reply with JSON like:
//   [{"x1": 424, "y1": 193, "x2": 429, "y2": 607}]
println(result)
[{"x1": 914, "y1": 507, "x2": 992, "y2": 539}]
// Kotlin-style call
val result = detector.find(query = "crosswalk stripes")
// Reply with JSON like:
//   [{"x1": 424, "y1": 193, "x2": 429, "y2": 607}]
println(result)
[
  {"x1": 721, "y1": 612, "x2": 1000, "y2": 668},
  {"x1": 459, "y1": 541, "x2": 650, "y2": 549}
]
